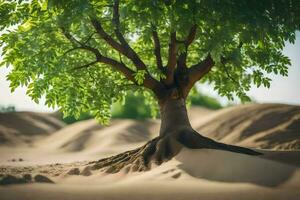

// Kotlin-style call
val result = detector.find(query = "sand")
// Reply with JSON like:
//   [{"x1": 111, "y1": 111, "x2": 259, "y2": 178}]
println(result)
[{"x1": 0, "y1": 103, "x2": 300, "y2": 200}]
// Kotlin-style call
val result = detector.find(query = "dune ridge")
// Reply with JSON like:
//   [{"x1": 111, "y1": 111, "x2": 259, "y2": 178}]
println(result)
[
  {"x1": 0, "y1": 112, "x2": 65, "y2": 146},
  {"x1": 195, "y1": 103, "x2": 300, "y2": 150}
]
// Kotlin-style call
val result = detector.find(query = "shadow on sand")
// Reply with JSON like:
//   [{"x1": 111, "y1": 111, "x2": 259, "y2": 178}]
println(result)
[{"x1": 176, "y1": 148, "x2": 297, "y2": 187}]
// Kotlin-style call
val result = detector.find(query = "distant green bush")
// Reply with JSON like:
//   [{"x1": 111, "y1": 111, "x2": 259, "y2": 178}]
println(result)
[
  {"x1": 111, "y1": 93, "x2": 153, "y2": 120},
  {"x1": 0, "y1": 105, "x2": 16, "y2": 113},
  {"x1": 189, "y1": 93, "x2": 223, "y2": 110},
  {"x1": 62, "y1": 112, "x2": 92, "y2": 124}
]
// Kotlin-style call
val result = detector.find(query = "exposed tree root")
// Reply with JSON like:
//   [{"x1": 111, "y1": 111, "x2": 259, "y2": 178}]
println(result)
[
  {"x1": 90, "y1": 129, "x2": 262, "y2": 173},
  {"x1": 90, "y1": 136, "x2": 181, "y2": 173},
  {"x1": 177, "y1": 129, "x2": 262, "y2": 156}
]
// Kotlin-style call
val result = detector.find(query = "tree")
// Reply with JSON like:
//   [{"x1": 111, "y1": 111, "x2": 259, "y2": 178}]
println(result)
[{"x1": 1, "y1": 0, "x2": 299, "y2": 172}]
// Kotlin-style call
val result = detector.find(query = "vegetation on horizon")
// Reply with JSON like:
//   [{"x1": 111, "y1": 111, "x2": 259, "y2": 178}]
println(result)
[
  {"x1": 63, "y1": 91, "x2": 223, "y2": 124},
  {"x1": 0, "y1": 105, "x2": 16, "y2": 113}
]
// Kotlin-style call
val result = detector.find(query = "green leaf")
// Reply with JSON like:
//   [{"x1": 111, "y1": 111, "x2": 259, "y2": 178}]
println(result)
[{"x1": 134, "y1": 70, "x2": 146, "y2": 85}]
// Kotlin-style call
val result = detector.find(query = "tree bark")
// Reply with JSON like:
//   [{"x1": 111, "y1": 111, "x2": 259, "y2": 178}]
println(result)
[{"x1": 159, "y1": 98, "x2": 192, "y2": 136}]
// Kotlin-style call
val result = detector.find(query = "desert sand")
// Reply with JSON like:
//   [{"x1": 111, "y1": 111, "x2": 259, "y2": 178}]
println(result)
[{"x1": 0, "y1": 103, "x2": 300, "y2": 200}]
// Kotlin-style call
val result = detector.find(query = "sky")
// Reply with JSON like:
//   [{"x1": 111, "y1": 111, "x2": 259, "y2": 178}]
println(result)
[
  {"x1": 0, "y1": 33, "x2": 299, "y2": 112},
  {"x1": 199, "y1": 33, "x2": 300, "y2": 106}
]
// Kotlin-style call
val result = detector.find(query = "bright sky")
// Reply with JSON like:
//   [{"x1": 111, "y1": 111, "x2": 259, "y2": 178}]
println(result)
[
  {"x1": 199, "y1": 32, "x2": 300, "y2": 106},
  {"x1": 0, "y1": 33, "x2": 299, "y2": 112}
]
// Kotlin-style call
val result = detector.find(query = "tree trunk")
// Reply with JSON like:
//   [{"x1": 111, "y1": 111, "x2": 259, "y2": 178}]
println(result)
[
  {"x1": 158, "y1": 98, "x2": 263, "y2": 151},
  {"x1": 90, "y1": 97, "x2": 262, "y2": 174},
  {"x1": 159, "y1": 98, "x2": 192, "y2": 136}
]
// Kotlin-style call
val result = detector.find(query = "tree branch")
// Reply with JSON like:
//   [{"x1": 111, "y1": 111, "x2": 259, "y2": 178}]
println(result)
[
  {"x1": 91, "y1": 0, "x2": 147, "y2": 72},
  {"x1": 184, "y1": 54, "x2": 215, "y2": 96},
  {"x1": 165, "y1": 32, "x2": 177, "y2": 85},
  {"x1": 60, "y1": 27, "x2": 101, "y2": 60},
  {"x1": 61, "y1": 27, "x2": 162, "y2": 92},
  {"x1": 112, "y1": 0, "x2": 125, "y2": 46},
  {"x1": 183, "y1": 41, "x2": 242, "y2": 97},
  {"x1": 72, "y1": 57, "x2": 137, "y2": 85},
  {"x1": 72, "y1": 56, "x2": 136, "y2": 84},
  {"x1": 62, "y1": 47, "x2": 82, "y2": 56},
  {"x1": 83, "y1": 32, "x2": 96, "y2": 45},
  {"x1": 221, "y1": 63, "x2": 240, "y2": 86},
  {"x1": 177, "y1": 52, "x2": 187, "y2": 69},
  {"x1": 177, "y1": 24, "x2": 197, "y2": 70},
  {"x1": 221, "y1": 41, "x2": 243, "y2": 65},
  {"x1": 60, "y1": 27, "x2": 83, "y2": 46},
  {"x1": 184, "y1": 24, "x2": 197, "y2": 47},
  {"x1": 99, "y1": 56, "x2": 136, "y2": 82},
  {"x1": 90, "y1": 11, "x2": 163, "y2": 94},
  {"x1": 188, "y1": 54, "x2": 214, "y2": 82},
  {"x1": 171, "y1": 25, "x2": 198, "y2": 95},
  {"x1": 152, "y1": 28, "x2": 164, "y2": 72},
  {"x1": 100, "y1": 56, "x2": 162, "y2": 92},
  {"x1": 111, "y1": 0, "x2": 151, "y2": 73},
  {"x1": 61, "y1": 27, "x2": 136, "y2": 83},
  {"x1": 90, "y1": 19, "x2": 126, "y2": 53},
  {"x1": 73, "y1": 60, "x2": 99, "y2": 70},
  {"x1": 91, "y1": 18, "x2": 150, "y2": 73}
]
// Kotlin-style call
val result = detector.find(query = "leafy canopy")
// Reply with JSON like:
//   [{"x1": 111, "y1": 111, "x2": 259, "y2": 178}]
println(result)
[{"x1": 0, "y1": 0, "x2": 299, "y2": 123}]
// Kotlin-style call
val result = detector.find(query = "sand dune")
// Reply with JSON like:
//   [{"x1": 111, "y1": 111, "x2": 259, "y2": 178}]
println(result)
[
  {"x1": 0, "y1": 103, "x2": 300, "y2": 200},
  {"x1": 35, "y1": 119, "x2": 159, "y2": 158},
  {"x1": 195, "y1": 103, "x2": 300, "y2": 150},
  {"x1": 0, "y1": 112, "x2": 65, "y2": 146},
  {"x1": 35, "y1": 103, "x2": 300, "y2": 154}
]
